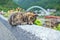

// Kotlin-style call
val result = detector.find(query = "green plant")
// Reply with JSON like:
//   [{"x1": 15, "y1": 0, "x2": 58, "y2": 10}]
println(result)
[
  {"x1": 34, "y1": 19, "x2": 42, "y2": 26},
  {"x1": 54, "y1": 24, "x2": 60, "y2": 31}
]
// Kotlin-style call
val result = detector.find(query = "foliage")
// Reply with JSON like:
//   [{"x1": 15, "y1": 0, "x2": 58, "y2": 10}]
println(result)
[
  {"x1": 0, "y1": 0, "x2": 60, "y2": 11},
  {"x1": 54, "y1": 24, "x2": 60, "y2": 31},
  {"x1": 54, "y1": 11, "x2": 60, "y2": 16},
  {"x1": 34, "y1": 19, "x2": 43, "y2": 26},
  {"x1": 15, "y1": 0, "x2": 60, "y2": 10},
  {"x1": 0, "y1": 0, "x2": 20, "y2": 11}
]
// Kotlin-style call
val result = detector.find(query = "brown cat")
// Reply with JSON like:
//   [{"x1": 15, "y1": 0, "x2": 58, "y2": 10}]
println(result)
[{"x1": 8, "y1": 12, "x2": 38, "y2": 26}]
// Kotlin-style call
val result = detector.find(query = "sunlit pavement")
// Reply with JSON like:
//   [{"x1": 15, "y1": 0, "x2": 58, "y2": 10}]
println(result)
[{"x1": 0, "y1": 15, "x2": 60, "y2": 40}]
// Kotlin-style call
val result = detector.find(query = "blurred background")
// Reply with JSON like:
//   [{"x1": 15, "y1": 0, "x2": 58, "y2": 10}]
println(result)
[
  {"x1": 0, "y1": 0, "x2": 60, "y2": 10},
  {"x1": 0, "y1": 0, "x2": 60, "y2": 16}
]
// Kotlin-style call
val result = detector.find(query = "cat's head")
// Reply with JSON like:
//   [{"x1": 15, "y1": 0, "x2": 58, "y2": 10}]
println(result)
[{"x1": 26, "y1": 12, "x2": 38, "y2": 22}]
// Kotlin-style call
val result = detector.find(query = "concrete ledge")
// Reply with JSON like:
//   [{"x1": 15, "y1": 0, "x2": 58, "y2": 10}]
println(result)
[{"x1": 0, "y1": 21, "x2": 17, "y2": 40}]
